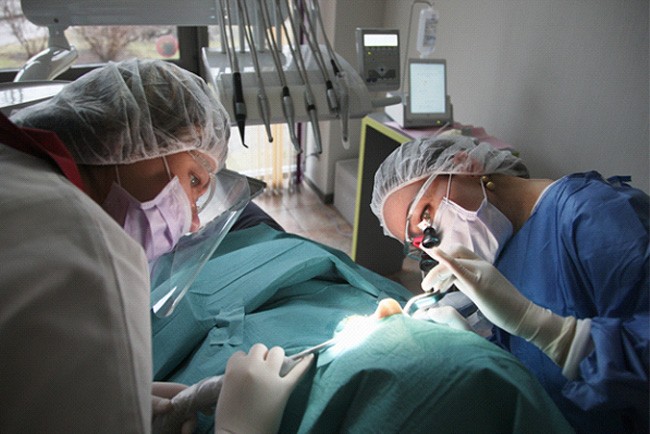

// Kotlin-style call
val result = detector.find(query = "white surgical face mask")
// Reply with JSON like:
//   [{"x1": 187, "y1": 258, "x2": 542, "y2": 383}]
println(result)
[
  {"x1": 102, "y1": 157, "x2": 192, "y2": 263},
  {"x1": 430, "y1": 176, "x2": 513, "y2": 263}
]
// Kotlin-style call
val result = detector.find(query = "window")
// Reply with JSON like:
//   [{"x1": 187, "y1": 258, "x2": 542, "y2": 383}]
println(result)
[
  {"x1": 0, "y1": 0, "x2": 302, "y2": 191},
  {"x1": 0, "y1": 0, "x2": 192, "y2": 81},
  {"x1": 206, "y1": 16, "x2": 301, "y2": 191}
]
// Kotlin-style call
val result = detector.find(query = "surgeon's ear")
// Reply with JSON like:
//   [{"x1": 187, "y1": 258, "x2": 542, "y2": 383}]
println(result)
[{"x1": 373, "y1": 298, "x2": 403, "y2": 319}]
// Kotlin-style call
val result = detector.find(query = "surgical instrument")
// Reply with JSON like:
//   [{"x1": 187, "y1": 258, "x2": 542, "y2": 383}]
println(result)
[
  {"x1": 257, "y1": 0, "x2": 301, "y2": 152},
  {"x1": 402, "y1": 291, "x2": 445, "y2": 317},
  {"x1": 288, "y1": 336, "x2": 338, "y2": 361},
  {"x1": 237, "y1": 0, "x2": 273, "y2": 143}
]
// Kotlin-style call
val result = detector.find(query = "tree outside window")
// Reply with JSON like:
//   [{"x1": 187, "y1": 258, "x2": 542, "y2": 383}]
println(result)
[{"x1": 0, "y1": 0, "x2": 179, "y2": 70}]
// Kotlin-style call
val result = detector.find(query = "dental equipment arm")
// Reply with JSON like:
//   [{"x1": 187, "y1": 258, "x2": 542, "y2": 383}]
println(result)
[
  {"x1": 277, "y1": 0, "x2": 323, "y2": 155},
  {"x1": 333, "y1": 68, "x2": 350, "y2": 148},
  {"x1": 232, "y1": 72, "x2": 247, "y2": 147},
  {"x1": 237, "y1": 0, "x2": 273, "y2": 143},
  {"x1": 258, "y1": 0, "x2": 301, "y2": 152},
  {"x1": 14, "y1": 25, "x2": 78, "y2": 82},
  {"x1": 219, "y1": 0, "x2": 248, "y2": 147},
  {"x1": 309, "y1": 0, "x2": 350, "y2": 148},
  {"x1": 282, "y1": 87, "x2": 300, "y2": 152},
  {"x1": 295, "y1": 0, "x2": 339, "y2": 116},
  {"x1": 429, "y1": 246, "x2": 585, "y2": 370}
]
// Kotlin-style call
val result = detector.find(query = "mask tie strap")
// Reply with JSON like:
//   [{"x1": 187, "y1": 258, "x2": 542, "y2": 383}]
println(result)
[
  {"x1": 479, "y1": 176, "x2": 488, "y2": 199},
  {"x1": 162, "y1": 156, "x2": 173, "y2": 181},
  {"x1": 445, "y1": 174, "x2": 453, "y2": 199},
  {"x1": 114, "y1": 165, "x2": 122, "y2": 186}
]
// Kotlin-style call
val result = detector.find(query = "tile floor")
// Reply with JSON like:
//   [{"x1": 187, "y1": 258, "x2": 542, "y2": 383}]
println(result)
[{"x1": 253, "y1": 182, "x2": 423, "y2": 295}]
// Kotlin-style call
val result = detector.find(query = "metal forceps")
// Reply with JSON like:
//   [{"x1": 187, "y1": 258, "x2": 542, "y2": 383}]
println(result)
[
  {"x1": 288, "y1": 336, "x2": 338, "y2": 361},
  {"x1": 277, "y1": 336, "x2": 338, "y2": 376},
  {"x1": 402, "y1": 292, "x2": 445, "y2": 317}
]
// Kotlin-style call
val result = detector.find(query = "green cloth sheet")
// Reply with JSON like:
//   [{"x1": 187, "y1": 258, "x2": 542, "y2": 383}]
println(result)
[{"x1": 151, "y1": 225, "x2": 573, "y2": 433}]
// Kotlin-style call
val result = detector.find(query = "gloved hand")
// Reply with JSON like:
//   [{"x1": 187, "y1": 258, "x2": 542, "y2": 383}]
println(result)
[
  {"x1": 413, "y1": 305, "x2": 474, "y2": 332},
  {"x1": 151, "y1": 382, "x2": 197, "y2": 434},
  {"x1": 215, "y1": 344, "x2": 314, "y2": 434},
  {"x1": 424, "y1": 245, "x2": 578, "y2": 367}
]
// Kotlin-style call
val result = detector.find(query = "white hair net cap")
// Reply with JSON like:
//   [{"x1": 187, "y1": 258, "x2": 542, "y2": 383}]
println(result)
[
  {"x1": 371, "y1": 135, "x2": 529, "y2": 239},
  {"x1": 11, "y1": 59, "x2": 230, "y2": 169}
]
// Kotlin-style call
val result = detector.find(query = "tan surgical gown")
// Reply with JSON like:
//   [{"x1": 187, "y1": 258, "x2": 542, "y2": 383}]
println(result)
[{"x1": 0, "y1": 143, "x2": 152, "y2": 433}]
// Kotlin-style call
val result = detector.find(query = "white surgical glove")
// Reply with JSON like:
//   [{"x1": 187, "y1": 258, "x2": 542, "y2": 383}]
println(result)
[
  {"x1": 151, "y1": 382, "x2": 197, "y2": 434},
  {"x1": 413, "y1": 305, "x2": 474, "y2": 332},
  {"x1": 425, "y1": 245, "x2": 578, "y2": 367},
  {"x1": 215, "y1": 344, "x2": 314, "y2": 434}
]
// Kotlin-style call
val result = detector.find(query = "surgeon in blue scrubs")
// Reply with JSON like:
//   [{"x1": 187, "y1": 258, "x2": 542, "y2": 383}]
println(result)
[{"x1": 371, "y1": 135, "x2": 649, "y2": 433}]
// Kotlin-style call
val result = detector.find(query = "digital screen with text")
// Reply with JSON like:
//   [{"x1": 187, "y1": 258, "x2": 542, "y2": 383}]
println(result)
[{"x1": 410, "y1": 62, "x2": 445, "y2": 114}]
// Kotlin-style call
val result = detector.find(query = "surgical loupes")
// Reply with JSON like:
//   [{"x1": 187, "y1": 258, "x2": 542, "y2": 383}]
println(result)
[
  {"x1": 237, "y1": 0, "x2": 273, "y2": 143},
  {"x1": 258, "y1": 0, "x2": 301, "y2": 152}
]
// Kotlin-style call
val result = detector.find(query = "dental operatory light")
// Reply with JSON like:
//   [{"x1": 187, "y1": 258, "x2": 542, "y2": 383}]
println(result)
[{"x1": 14, "y1": 25, "x2": 78, "y2": 82}]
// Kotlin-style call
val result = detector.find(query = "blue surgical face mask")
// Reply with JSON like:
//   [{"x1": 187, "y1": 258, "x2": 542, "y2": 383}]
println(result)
[
  {"x1": 101, "y1": 157, "x2": 192, "y2": 263},
  {"x1": 428, "y1": 175, "x2": 513, "y2": 264}
]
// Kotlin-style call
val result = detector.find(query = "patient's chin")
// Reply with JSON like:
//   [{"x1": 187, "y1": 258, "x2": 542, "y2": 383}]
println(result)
[{"x1": 374, "y1": 298, "x2": 403, "y2": 319}]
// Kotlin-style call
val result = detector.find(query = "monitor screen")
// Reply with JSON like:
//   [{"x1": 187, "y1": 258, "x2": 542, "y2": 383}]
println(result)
[
  {"x1": 409, "y1": 59, "x2": 446, "y2": 114},
  {"x1": 404, "y1": 58, "x2": 452, "y2": 127},
  {"x1": 363, "y1": 33, "x2": 399, "y2": 47}
]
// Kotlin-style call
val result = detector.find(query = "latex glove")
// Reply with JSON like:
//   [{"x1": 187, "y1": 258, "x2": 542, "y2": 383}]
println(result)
[
  {"x1": 151, "y1": 382, "x2": 196, "y2": 434},
  {"x1": 152, "y1": 376, "x2": 224, "y2": 434},
  {"x1": 215, "y1": 344, "x2": 314, "y2": 434},
  {"x1": 425, "y1": 245, "x2": 577, "y2": 367},
  {"x1": 154, "y1": 357, "x2": 306, "y2": 434}
]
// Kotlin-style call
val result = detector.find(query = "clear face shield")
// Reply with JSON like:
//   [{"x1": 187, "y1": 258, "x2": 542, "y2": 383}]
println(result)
[{"x1": 149, "y1": 169, "x2": 251, "y2": 318}]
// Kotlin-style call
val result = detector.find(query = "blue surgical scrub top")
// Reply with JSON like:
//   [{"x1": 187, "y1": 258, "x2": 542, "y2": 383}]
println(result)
[{"x1": 494, "y1": 171, "x2": 649, "y2": 433}]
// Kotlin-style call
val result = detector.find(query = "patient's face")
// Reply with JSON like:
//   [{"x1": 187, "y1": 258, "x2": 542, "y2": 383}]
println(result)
[{"x1": 374, "y1": 298, "x2": 403, "y2": 319}]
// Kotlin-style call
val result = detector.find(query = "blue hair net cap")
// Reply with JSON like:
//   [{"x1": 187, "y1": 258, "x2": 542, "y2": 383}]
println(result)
[
  {"x1": 371, "y1": 135, "x2": 529, "y2": 239},
  {"x1": 11, "y1": 59, "x2": 230, "y2": 169}
]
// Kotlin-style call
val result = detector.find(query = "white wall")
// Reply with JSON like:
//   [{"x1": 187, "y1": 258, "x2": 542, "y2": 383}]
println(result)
[{"x1": 383, "y1": 0, "x2": 649, "y2": 192}]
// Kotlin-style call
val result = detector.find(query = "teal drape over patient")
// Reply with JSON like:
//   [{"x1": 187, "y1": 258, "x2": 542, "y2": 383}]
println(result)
[{"x1": 151, "y1": 225, "x2": 573, "y2": 433}]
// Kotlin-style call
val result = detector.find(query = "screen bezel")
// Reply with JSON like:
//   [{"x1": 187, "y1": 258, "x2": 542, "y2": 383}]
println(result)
[
  {"x1": 405, "y1": 58, "x2": 452, "y2": 127},
  {"x1": 356, "y1": 28, "x2": 401, "y2": 91}
]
